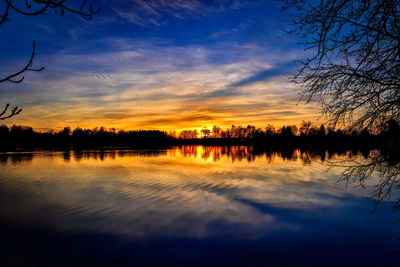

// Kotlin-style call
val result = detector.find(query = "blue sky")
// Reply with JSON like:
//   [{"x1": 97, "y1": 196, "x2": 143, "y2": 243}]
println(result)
[{"x1": 0, "y1": 0, "x2": 319, "y2": 131}]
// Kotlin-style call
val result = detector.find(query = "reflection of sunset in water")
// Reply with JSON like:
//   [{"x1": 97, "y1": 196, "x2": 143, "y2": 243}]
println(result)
[
  {"x1": 0, "y1": 146, "x2": 363, "y2": 165},
  {"x1": 0, "y1": 147, "x2": 379, "y2": 239},
  {"x1": 0, "y1": 146, "x2": 398, "y2": 265}
]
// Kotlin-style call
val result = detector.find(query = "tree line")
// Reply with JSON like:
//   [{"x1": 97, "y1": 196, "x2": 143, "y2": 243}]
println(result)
[
  {"x1": 1, "y1": 120, "x2": 399, "y2": 150},
  {"x1": 178, "y1": 120, "x2": 400, "y2": 139},
  {"x1": 0, "y1": 125, "x2": 173, "y2": 149}
]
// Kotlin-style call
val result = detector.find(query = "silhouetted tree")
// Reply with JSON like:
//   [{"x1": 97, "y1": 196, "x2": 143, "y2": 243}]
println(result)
[
  {"x1": 299, "y1": 120, "x2": 312, "y2": 136},
  {"x1": 265, "y1": 124, "x2": 275, "y2": 136},
  {"x1": 360, "y1": 127, "x2": 370, "y2": 137},
  {"x1": 319, "y1": 124, "x2": 326, "y2": 136},
  {"x1": 282, "y1": 0, "x2": 400, "y2": 129},
  {"x1": 168, "y1": 130, "x2": 177, "y2": 139},
  {"x1": 0, "y1": 124, "x2": 8, "y2": 137},
  {"x1": 179, "y1": 130, "x2": 198, "y2": 139},
  {"x1": 290, "y1": 125, "x2": 298, "y2": 136},
  {"x1": 61, "y1": 127, "x2": 71, "y2": 136},
  {"x1": 212, "y1": 126, "x2": 222, "y2": 138},
  {"x1": 385, "y1": 120, "x2": 400, "y2": 137},
  {"x1": 308, "y1": 125, "x2": 320, "y2": 136},
  {"x1": 245, "y1": 125, "x2": 257, "y2": 138},
  {"x1": 200, "y1": 128, "x2": 211, "y2": 138},
  {"x1": 279, "y1": 125, "x2": 298, "y2": 136},
  {"x1": 0, "y1": 0, "x2": 99, "y2": 119}
]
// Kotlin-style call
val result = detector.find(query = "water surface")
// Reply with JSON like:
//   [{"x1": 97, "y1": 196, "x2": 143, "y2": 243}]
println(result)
[{"x1": 0, "y1": 147, "x2": 398, "y2": 266}]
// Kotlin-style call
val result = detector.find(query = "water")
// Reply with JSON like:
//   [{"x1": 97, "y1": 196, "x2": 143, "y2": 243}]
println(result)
[{"x1": 0, "y1": 146, "x2": 399, "y2": 266}]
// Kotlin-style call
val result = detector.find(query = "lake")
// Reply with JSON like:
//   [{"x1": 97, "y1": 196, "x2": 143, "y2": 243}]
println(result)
[{"x1": 0, "y1": 146, "x2": 399, "y2": 266}]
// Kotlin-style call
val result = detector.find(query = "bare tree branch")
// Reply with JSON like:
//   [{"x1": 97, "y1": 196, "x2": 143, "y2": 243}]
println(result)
[
  {"x1": 282, "y1": 0, "x2": 400, "y2": 130},
  {"x1": 0, "y1": 40, "x2": 44, "y2": 84},
  {"x1": 0, "y1": 0, "x2": 100, "y2": 26},
  {"x1": 0, "y1": 103, "x2": 21, "y2": 120},
  {"x1": 0, "y1": 0, "x2": 99, "y2": 120}
]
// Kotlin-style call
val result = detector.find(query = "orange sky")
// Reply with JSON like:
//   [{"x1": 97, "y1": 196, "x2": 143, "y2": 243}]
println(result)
[
  {"x1": 3, "y1": 60, "x2": 321, "y2": 132},
  {"x1": 0, "y1": 1, "x2": 322, "y2": 132},
  {"x1": 3, "y1": 77, "x2": 321, "y2": 132}
]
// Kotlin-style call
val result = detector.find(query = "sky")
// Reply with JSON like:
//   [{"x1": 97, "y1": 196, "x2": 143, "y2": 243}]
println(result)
[{"x1": 0, "y1": 0, "x2": 321, "y2": 132}]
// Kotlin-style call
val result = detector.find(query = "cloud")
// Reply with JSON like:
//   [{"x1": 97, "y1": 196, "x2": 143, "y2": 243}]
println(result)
[
  {"x1": 229, "y1": 62, "x2": 295, "y2": 88},
  {"x1": 1, "y1": 37, "x2": 317, "y2": 131},
  {"x1": 110, "y1": 0, "x2": 247, "y2": 26},
  {"x1": 112, "y1": 0, "x2": 203, "y2": 25}
]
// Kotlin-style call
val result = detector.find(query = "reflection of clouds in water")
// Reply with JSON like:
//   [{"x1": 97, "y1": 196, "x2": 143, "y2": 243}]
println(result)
[{"x1": 0, "y1": 148, "x2": 376, "y2": 239}]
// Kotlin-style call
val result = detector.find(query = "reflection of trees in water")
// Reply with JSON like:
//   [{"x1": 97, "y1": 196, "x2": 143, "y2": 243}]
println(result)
[
  {"x1": 0, "y1": 153, "x2": 34, "y2": 165},
  {"x1": 177, "y1": 146, "x2": 364, "y2": 164},
  {"x1": 0, "y1": 146, "x2": 371, "y2": 165},
  {"x1": 2, "y1": 147, "x2": 397, "y2": 212},
  {"x1": 337, "y1": 146, "x2": 400, "y2": 251},
  {"x1": 70, "y1": 150, "x2": 168, "y2": 162},
  {"x1": 339, "y1": 148, "x2": 400, "y2": 211},
  {"x1": 0, "y1": 150, "x2": 169, "y2": 164}
]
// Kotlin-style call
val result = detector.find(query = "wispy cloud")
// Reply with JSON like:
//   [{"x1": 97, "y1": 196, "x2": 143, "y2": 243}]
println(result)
[
  {"x1": 0, "y1": 1, "x2": 318, "y2": 131},
  {"x1": 110, "y1": 0, "x2": 247, "y2": 26},
  {"x1": 229, "y1": 62, "x2": 295, "y2": 88},
  {"x1": 1, "y1": 39, "x2": 318, "y2": 131}
]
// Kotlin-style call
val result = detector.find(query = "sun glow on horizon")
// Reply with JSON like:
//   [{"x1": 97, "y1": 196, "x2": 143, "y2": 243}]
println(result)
[{"x1": 1, "y1": 0, "x2": 321, "y2": 132}]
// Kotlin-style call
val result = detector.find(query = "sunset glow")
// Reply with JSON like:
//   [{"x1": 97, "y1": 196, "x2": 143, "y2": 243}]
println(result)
[
  {"x1": 0, "y1": 0, "x2": 320, "y2": 131},
  {"x1": 1, "y1": 1, "x2": 399, "y2": 265}
]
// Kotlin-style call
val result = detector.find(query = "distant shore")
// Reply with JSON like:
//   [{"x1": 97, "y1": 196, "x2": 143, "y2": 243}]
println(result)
[{"x1": 1, "y1": 124, "x2": 398, "y2": 152}]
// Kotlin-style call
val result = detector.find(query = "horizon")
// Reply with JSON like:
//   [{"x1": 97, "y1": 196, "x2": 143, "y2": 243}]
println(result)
[
  {"x1": 2, "y1": 121, "x2": 376, "y2": 137},
  {"x1": 2, "y1": 121, "x2": 332, "y2": 134}
]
